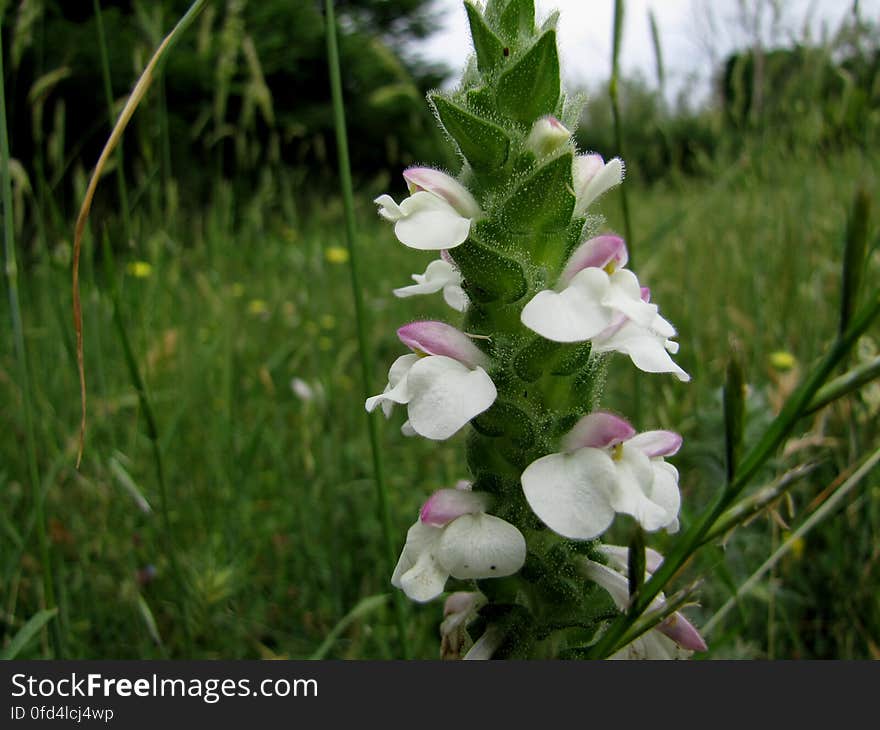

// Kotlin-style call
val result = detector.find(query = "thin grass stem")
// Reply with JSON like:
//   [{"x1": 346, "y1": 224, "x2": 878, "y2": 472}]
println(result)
[
  {"x1": 92, "y1": 0, "x2": 133, "y2": 248},
  {"x1": 702, "y1": 445, "x2": 880, "y2": 636},
  {"x1": 0, "y1": 18, "x2": 63, "y2": 656},
  {"x1": 324, "y1": 0, "x2": 410, "y2": 659},
  {"x1": 0, "y1": 20, "x2": 63, "y2": 657}
]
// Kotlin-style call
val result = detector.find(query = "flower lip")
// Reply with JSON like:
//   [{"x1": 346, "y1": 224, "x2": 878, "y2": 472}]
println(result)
[
  {"x1": 397, "y1": 321, "x2": 487, "y2": 368},
  {"x1": 402, "y1": 167, "x2": 481, "y2": 219},
  {"x1": 562, "y1": 411, "x2": 636, "y2": 452}
]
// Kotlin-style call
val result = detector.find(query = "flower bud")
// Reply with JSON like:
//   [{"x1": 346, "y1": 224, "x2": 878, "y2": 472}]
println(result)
[{"x1": 525, "y1": 115, "x2": 571, "y2": 158}]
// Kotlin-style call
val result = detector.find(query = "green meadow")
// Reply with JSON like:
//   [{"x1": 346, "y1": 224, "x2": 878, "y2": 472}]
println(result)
[{"x1": 2, "y1": 1, "x2": 879, "y2": 659}]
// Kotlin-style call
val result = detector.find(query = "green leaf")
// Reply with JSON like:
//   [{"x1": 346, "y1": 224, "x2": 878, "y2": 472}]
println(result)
[
  {"x1": 1, "y1": 609, "x2": 58, "y2": 659},
  {"x1": 627, "y1": 528, "x2": 646, "y2": 601},
  {"x1": 840, "y1": 188, "x2": 870, "y2": 336},
  {"x1": 723, "y1": 341, "x2": 746, "y2": 483},
  {"x1": 430, "y1": 94, "x2": 510, "y2": 171},
  {"x1": 496, "y1": 30, "x2": 559, "y2": 125},
  {"x1": 450, "y1": 240, "x2": 526, "y2": 303},
  {"x1": 499, "y1": 153, "x2": 574, "y2": 233},
  {"x1": 498, "y1": 0, "x2": 535, "y2": 41},
  {"x1": 465, "y1": 2, "x2": 505, "y2": 74}
]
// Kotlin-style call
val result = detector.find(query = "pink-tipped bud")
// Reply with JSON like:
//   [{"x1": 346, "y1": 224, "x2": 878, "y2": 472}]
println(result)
[
  {"x1": 402, "y1": 167, "x2": 481, "y2": 218},
  {"x1": 562, "y1": 411, "x2": 636, "y2": 452},
  {"x1": 525, "y1": 115, "x2": 571, "y2": 157},
  {"x1": 420, "y1": 489, "x2": 489, "y2": 527},
  {"x1": 561, "y1": 235, "x2": 628, "y2": 283},
  {"x1": 657, "y1": 612, "x2": 708, "y2": 652},
  {"x1": 397, "y1": 321, "x2": 488, "y2": 368}
]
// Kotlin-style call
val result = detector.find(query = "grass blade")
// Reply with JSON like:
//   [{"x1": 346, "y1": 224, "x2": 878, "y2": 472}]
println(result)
[
  {"x1": 324, "y1": 0, "x2": 410, "y2": 659},
  {"x1": 1, "y1": 609, "x2": 58, "y2": 660},
  {"x1": 309, "y1": 594, "x2": 389, "y2": 660}
]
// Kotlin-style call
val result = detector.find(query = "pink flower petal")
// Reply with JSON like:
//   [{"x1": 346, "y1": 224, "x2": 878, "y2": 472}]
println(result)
[
  {"x1": 561, "y1": 235, "x2": 628, "y2": 283},
  {"x1": 402, "y1": 167, "x2": 480, "y2": 218},
  {"x1": 562, "y1": 411, "x2": 636, "y2": 452},
  {"x1": 397, "y1": 321, "x2": 487, "y2": 368},
  {"x1": 419, "y1": 488, "x2": 488, "y2": 526}
]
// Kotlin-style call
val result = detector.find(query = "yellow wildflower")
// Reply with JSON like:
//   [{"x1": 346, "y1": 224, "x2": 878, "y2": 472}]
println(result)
[
  {"x1": 248, "y1": 299, "x2": 269, "y2": 316},
  {"x1": 769, "y1": 351, "x2": 797, "y2": 371},
  {"x1": 325, "y1": 246, "x2": 349, "y2": 264},
  {"x1": 127, "y1": 261, "x2": 152, "y2": 278}
]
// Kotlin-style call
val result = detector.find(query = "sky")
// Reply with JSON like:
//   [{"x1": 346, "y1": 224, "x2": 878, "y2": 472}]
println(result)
[{"x1": 414, "y1": 0, "x2": 878, "y2": 105}]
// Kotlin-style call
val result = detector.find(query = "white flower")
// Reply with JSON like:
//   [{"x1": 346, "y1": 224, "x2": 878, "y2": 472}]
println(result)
[
  {"x1": 580, "y1": 545, "x2": 707, "y2": 660},
  {"x1": 521, "y1": 411, "x2": 683, "y2": 539},
  {"x1": 392, "y1": 485, "x2": 526, "y2": 603},
  {"x1": 393, "y1": 253, "x2": 468, "y2": 312},
  {"x1": 573, "y1": 153, "x2": 624, "y2": 216},
  {"x1": 290, "y1": 377, "x2": 323, "y2": 403},
  {"x1": 365, "y1": 321, "x2": 496, "y2": 440},
  {"x1": 374, "y1": 167, "x2": 481, "y2": 250},
  {"x1": 521, "y1": 235, "x2": 654, "y2": 340},
  {"x1": 520, "y1": 235, "x2": 689, "y2": 381}
]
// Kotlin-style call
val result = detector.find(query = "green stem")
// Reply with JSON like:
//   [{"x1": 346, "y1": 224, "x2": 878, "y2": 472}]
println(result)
[
  {"x1": 93, "y1": 0, "x2": 134, "y2": 247},
  {"x1": 609, "y1": 0, "x2": 641, "y2": 427},
  {"x1": 323, "y1": 0, "x2": 410, "y2": 659},
  {"x1": 0, "y1": 18, "x2": 63, "y2": 657}
]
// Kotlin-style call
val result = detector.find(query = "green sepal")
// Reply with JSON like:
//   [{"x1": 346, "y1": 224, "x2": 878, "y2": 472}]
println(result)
[
  {"x1": 430, "y1": 94, "x2": 510, "y2": 171},
  {"x1": 514, "y1": 337, "x2": 561, "y2": 382},
  {"x1": 465, "y1": 1, "x2": 506, "y2": 75},
  {"x1": 471, "y1": 400, "x2": 535, "y2": 447},
  {"x1": 466, "y1": 431, "x2": 522, "y2": 481},
  {"x1": 496, "y1": 30, "x2": 560, "y2": 125},
  {"x1": 449, "y1": 239, "x2": 527, "y2": 303},
  {"x1": 498, "y1": 0, "x2": 535, "y2": 42},
  {"x1": 474, "y1": 603, "x2": 535, "y2": 659},
  {"x1": 466, "y1": 86, "x2": 497, "y2": 116},
  {"x1": 499, "y1": 152, "x2": 574, "y2": 234},
  {"x1": 551, "y1": 341, "x2": 592, "y2": 375}
]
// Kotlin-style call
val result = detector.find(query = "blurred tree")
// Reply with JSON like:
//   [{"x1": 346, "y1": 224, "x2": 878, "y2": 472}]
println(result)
[{"x1": 0, "y1": 0, "x2": 453, "y2": 218}]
